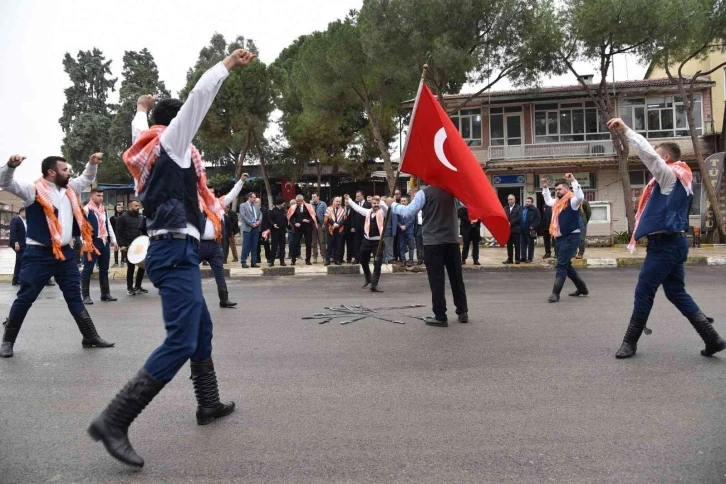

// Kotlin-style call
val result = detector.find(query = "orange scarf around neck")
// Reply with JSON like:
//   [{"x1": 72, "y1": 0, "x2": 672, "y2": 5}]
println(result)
[{"x1": 549, "y1": 191, "x2": 574, "y2": 238}]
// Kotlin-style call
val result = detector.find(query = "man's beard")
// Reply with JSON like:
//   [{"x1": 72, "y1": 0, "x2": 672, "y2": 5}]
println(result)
[
  {"x1": 556, "y1": 193, "x2": 563, "y2": 199},
  {"x1": 55, "y1": 174, "x2": 69, "y2": 187}
]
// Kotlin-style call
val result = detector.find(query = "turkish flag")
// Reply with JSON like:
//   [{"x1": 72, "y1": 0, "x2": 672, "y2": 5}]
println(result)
[
  {"x1": 401, "y1": 83, "x2": 510, "y2": 246},
  {"x1": 280, "y1": 179, "x2": 296, "y2": 201}
]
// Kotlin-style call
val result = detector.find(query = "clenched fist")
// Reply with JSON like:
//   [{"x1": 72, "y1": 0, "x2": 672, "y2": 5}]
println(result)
[
  {"x1": 137, "y1": 94, "x2": 156, "y2": 112},
  {"x1": 223, "y1": 49, "x2": 256, "y2": 71},
  {"x1": 89, "y1": 153, "x2": 104, "y2": 165},
  {"x1": 7, "y1": 155, "x2": 26, "y2": 168}
]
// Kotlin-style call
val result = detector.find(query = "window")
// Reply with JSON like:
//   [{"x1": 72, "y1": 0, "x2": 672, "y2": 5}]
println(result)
[
  {"x1": 618, "y1": 95, "x2": 702, "y2": 138},
  {"x1": 534, "y1": 101, "x2": 610, "y2": 143},
  {"x1": 450, "y1": 108, "x2": 482, "y2": 147}
]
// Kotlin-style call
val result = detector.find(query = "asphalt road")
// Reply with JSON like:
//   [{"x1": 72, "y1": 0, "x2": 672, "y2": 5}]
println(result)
[{"x1": 1, "y1": 268, "x2": 725, "y2": 483}]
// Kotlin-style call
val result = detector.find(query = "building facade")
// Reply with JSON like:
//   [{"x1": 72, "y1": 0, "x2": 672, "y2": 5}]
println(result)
[{"x1": 404, "y1": 78, "x2": 723, "y2": 242}]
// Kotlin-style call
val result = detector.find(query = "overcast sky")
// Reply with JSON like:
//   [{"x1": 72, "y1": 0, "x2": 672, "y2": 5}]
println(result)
[{"x1": 0, "y1": 0, "x2": 646, "y2": 183}]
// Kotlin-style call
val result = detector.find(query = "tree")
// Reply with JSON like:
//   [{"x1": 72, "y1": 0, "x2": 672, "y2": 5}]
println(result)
[
  {"x1": 59, "y1": 48, "x2": 117, "y2": 174},
  {"x1": 556, "y1": 0, "x2": 669, "y2": 232},
  {"x1": 644, "y1": 0, "x2": 726, "y2": 240},
  {"x1": 108, "y1": 48, "x2": 170, "y2": 183},
  {"x1": 182, "y1": 33, "x2": 275, "y2": 205}
]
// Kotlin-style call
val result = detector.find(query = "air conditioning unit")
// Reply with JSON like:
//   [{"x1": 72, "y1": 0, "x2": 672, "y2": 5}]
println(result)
[{"x1": 590, "y1": 142, "x2": 610, "y2": 156}]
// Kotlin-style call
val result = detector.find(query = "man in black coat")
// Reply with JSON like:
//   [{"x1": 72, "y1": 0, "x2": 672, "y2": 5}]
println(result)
[
  {"x1": 9, "y1": 208, "x2": 27, "y2": 286},
  {"x1": 256, "y1": 199, "x2": 272, "y2": 265},
  {"x1": 349, "y1": 190, "x2": 371, "y2": 264},
  {"x1": 115, "y1": 200, "x2": 148, "y2": 296},
  {"x1": 223, "y1": 206, "x2": 240, "y2": 263},
  {"x1": 519, "y1": 196, "x2": 541, "y2": 263},
  {"x1": 110, "y1": 204, "x2": 124, "y2": 267},
  {"x1": 540, "y1": 204, "x2": 553, "y2": 259},
  {"x1": 503, "y1": 194, "x2": 522, "y2": 264},
  {"x1": 268, "y1": 197, "x2": 288, "y2": 267},
  {"x1": 458, "y1": 204, "x2": 481, "y2": 265}
]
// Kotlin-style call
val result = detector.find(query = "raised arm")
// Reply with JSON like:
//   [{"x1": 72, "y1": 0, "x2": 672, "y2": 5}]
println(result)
[
  {"x1": 222, "y1": 177, "x2": 247, "y2": 207},
  {"x1": 390, "y1": 190, "x2": 425, "y2": 217},
  {"x1": 68, "y1": 154, "x2": 102, "y2": 194},
  {"x1": 0, "y1": 156, "x2": 36, "y2": 205},
  {"x1": 160, "y1": 50, "x2": 255, "y2": 168},
  {"x1": 541, "y1": 178, "x2": 555, "y2": 208},
  {"x1": 131, "y1": 110, "x2": 150, "y2": 144},
  {"x1": 347, "y1": 198, "x2": 370, "y2": 217},
  {"x1": 570, "y1": 179, "x2": 584, "y2": 210}
]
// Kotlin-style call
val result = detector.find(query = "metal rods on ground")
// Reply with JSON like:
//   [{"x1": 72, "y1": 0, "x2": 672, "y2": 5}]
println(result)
[{"x1": 302, "y1": 304, "x2": 425, "y2": 325}]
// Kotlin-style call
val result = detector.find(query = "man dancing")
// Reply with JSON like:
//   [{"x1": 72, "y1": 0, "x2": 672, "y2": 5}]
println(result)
[
  {"x1": 541, "y1": 174, "x2": 589, "y2": 303},
  {"x1": 346, "y1": 194, "x2": 387, "y2": 292},
  {"x1": 81, "y1": 188, "x2": 119, "y2": 305},
  {"x1": 88, "y1": 49, "x2": 256, "y2": 468},
  {"x1": 608, "y1": 118, "x2": 725, "y2": 359},
  {"x1": 0, "y1": 153, "x2": 114, "y2": 358}
]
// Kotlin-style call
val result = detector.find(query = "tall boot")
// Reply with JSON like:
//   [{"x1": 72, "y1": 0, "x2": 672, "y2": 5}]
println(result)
[
  {"x1": 0, "y1": 318, "x2": 22, "y2": 358},
  {"x1": 547, "y1": 275, "x2": 566, "y2": 303},
  {"x1": 82, "y1": 279, "x2": 94, "y2": 305},
  {"x1": 73, "y1": 310, "x2": 114, "y2": 348},
  {"x1": 687, "y1": 312, "x2": 726, "y2": 357},
  {"x1": 362, "y1": 273, "x2": 371, "y2": 289},
  {"x1": 218, "y1": 284, "x2": 237, "y2": 308},
  {"x1": 100, "y1": 274, "x2": 117, "y2": 302},
  {"x1": 568, "y1": 272, "x2": 589, "y2": 297},
  {"x1": 615, "y1": 316, "x2": 649, "y2": 359},
  {"x1": 190, "y1": 359, "x2": 236, "y2": 425},
  {"x1": 88, "y1": 368, "x2": 165, "y2": 468}
]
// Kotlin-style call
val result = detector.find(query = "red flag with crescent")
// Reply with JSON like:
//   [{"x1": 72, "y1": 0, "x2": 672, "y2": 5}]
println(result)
[
  {"x1": 400, "y1": 82, "x2": 510, "y2": 246},
  {"x1": 281, "y1": 179, "x2": 296, "y2": 201}
]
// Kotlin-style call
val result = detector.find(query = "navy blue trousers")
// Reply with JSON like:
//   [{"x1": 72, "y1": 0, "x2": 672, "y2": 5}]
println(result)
[
  {"x1": 632, "y1": 235, "x2": 700, "y2": 320},
  {"x1": 142, "y1": 238, "x2": 213, "y2": 383},
  {"x1": 242, "y1": 229, "x2": 260, "y2": 265},
  {"x1": 198, "y1": 240, "x2": 226, "y2": 288},
  {"x1": 554, "y1": 232, "x2": 580, "y2": 279},
  {"x1": 9, "y1": 245, "x2": 85, "y2": 326},
  {"x1": 81, "y1": 239, "x2": 110, "y2": 281}
]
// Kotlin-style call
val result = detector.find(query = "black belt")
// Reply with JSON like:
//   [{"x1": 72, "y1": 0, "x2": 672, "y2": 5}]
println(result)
[
  {"x1": 149, "y1": 233, "x2": 199, "y2": 247},
  {"x1": 647, "y1": 232, "x2": 686, "y2": 241},
  {"x1": 27, "y1": 244, "x2": 72, "y2": 252}
]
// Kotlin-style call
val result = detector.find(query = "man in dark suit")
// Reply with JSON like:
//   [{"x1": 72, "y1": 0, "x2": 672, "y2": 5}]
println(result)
[
  {"x1": 503, "y1": 194, "x2": 522, "y2": 264},
  {"x1": 350, "y1": 190, "x2": 371, "y2": 264},
  {"x1": 9, "y1": 208, "x2": 27, "y2": 286},
  {"x1": 519, "y1": 196, "x2": 541, "y2": 263},
  {"x1": 540, "y1": 204, "x2": 553, "y2": 259}
]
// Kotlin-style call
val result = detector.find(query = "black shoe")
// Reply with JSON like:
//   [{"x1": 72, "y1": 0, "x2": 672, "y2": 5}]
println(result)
[
  {"x1": 88, "y1": 368, "x2": 165, "y2": 468},
  {"x1": 548, "y1": 276, "x2": 566, "y2": 303},
  {"x1": 73, "y1": 310, "x2": 114, "y2": 348},
  {"x1": 458, "y1": 313, "x2": 469, "y2": 323},
  {"x1": 526, "y1": 260, "x2": 533, "y2": 263},
  {"x1": 362, "y1": 275, "x2": 371, "y2": 288},
  {"x1": 473, "y1": 261, "x2": 480, "y2": 266},
  {"x1": 423, "y1": 316, "x2": 448, "y2": 327},
  {"x1": 335, "y1": 261, "x2": 342, "y2": 265},
  {"x1": 515, "y1": 261, "x2": 520, "y2": 265},
  {"x1": 615, "y1": 316, "x2": 649, "y2": 359},
  {"x1": 190, "y1": 359, "x2": 235, "y2": 425},
  {"x1": 461, "y1": 260, "x2": 466, "y2": 265},
  {"x1": 99, "y1": 274, "x2": 117, "y2": 302},
  {"x1": 127, "y1": 289, "x2": 137, "y2": 296},
  {"x1": 543, "y1": 253, "x2": 552, "y2": 259},
  {"x1": 232, "y1": 258, "x2": 239, "y2": 263},
  {"x1": 280, "y1": 261, "x2": 287, "y2": 267},
  {"x1": 268, "y1": 262, "x2": 274, "y2": 267},
  {"x1": 11, "y1": 281, "x2": 19, "y2": 286},
  {"x1": 251, "y1": 264, "x2": 259, "y2": 268},
  {"x1": 218, "y1": 285, "x2": 237, "y2": 309},
  {"x1": 305, "y1": 261, "x2": 312, "y2": 266},
  {"x1": 82, "y1": 279, "x2": 93, "y2": 305},
  {"x1": 241, "y1": 263, "x2": 249, "y2": 269},
  {"x1": 370, "y1": 286, "x2": 384, "y2": 293},
  {"x1": 0, "y1": 318, "x2": 22, "y2": 358},
  {"x1": 291, "y1": 260, "x2": 296, "y2": 266},
  {"x1": 687, "y1": 312, "x2": 726, "y2": 357},
  {"x1": 568, "y1": 273, "x2": 589, "y2": 297},
  {"x1": 134, "y1": 286, "x2": 149, "y2": 294},
  {"x1": 502, "y1": 260, "x2": 513, "y2": 265},
  {"x1": 324, "y1": 260, "x2": 330, "y2": 266}
]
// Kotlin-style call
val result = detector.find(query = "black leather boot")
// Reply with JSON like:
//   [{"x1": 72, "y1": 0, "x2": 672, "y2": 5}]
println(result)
[
  {"x1": 100, "y1": 274, "x2": 117, "y2": 302},
  {"x1": 190, "y1": 359, "x2": 236, "y2": 425},
  {"x1": 362, "y1": 274, "x2": 371, "y2": 289},
  {"x1": 218, "y1": 285, "x2": 237, "y2": 308},
  {"x1": 88, "y1": 368, "x2": 165, "y2": 468},
  {"x1": 615, "y1": 316, "x2": 649, "y2": 359},
  {"x1": 82, "y1": 279, "x2": 93, "y2": 305},
  {"x1": 73, "y1": 310, "x2": 114, "y2": 348},
  {"x1": 0, "y1": 318, "x2": 22, "y2": 358},
  {"x1": 687, "y1": 312, "x2": 726, "y2": 357},
  {"x1": 548, "y1": 276, "x2": 566, "y2": 303},
  {"x1": 568, "y1": 272, "x2": 589, "y2": 297}
]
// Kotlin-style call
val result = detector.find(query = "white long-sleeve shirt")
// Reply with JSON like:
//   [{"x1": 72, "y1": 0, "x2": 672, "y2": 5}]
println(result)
[
  {"x1": 542, "y1": 179, "x2": 585, "y2": 234},
  {"x1": 0, "y1": 163, "x2": 98, "y2": 246},
  {"x1": 625, "y1": 128, "x2": 677, "y2": 194},
  {"x1": 131, "y1": 61, "x2": 231, "y2": 240},
  {"x1": 346, "y1": 199, "x2": 388, "y2": 240},
  {"x1": 201, "y1": 180, "x2": 245, "y2": 240}
]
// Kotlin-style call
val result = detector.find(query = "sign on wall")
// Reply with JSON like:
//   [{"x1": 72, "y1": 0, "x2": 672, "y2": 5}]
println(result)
[
  {"x1": 492, "y1": 174, "x2": 525, "y2": 186},
  {"x1": 540, "y1": 172, "x2": 591, "y2": 188},
  {"x1": 702, "y1": 152, "x2": 725, "y2": 233}
]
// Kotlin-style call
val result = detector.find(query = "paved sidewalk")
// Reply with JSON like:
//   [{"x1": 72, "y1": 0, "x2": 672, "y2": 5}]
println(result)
[{"x1": 1, "y1": 243, "x2": 724, "y2": 281}]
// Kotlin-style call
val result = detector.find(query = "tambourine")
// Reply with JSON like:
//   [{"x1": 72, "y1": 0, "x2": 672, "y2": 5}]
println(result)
[{"x1": 127, "y1": 235, "x2": 149, "y2": 269}]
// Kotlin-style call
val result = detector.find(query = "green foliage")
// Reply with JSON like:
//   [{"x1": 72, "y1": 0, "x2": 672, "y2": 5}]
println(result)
[
  {"x1": 613, "y1": 230, "x2": 632, "y2": 245},
  {"x1": 206, "y1": 173, "x2": 237, "y2": 195}
]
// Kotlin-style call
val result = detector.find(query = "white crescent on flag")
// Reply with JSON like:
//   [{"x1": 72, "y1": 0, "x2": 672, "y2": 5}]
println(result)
[{"x1": 434, "y1": 128, "x2": 457, "y2": 172}]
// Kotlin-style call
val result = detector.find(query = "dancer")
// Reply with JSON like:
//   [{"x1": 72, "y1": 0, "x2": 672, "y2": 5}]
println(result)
[
  {"x1": 346, "y1": 194, "x2": 388, "y2": 293},
  {"x1": 541, "y1": 174, "x2": 589, "y2": 303},
  {"x1": 81, "y1": 188, "x2": 119, "y2": 305},
  {"x1": 88, "y1": 49, "x2": 256, "y2": 468},
  {"x1": 0, "y1": 153, "x2": 114, "y2": 358},
  {"x1": 608, "y1": 118, "x2": 725, "y2": 359}
]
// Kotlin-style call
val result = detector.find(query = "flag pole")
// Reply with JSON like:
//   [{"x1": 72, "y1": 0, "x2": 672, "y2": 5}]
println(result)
[{"x1": 370, "y1": 65, "x2": 429, "y2": 290}]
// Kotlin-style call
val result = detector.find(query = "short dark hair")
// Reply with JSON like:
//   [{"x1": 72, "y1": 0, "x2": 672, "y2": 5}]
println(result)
[
  {"x1": 18, "y1": 207, "x2": 25, "y2": 214},
  {"x1": 555, "y1": 179, "x2": 570, "y2": 189},
  {"x1": 151, "y1": 98, "x2": 184, "y2": 126},
  {"x1": 526, "y1": 196, "x2": 534, "y2": 202},
  {"x1": 274, "y1": 197, "x2": 285, "y2": 205},
  {"x1": 656, "y1": 142, "x2": 681, "y2": 161},
  {"x1": 41, "y1": 156, "x2": 66, "y2": 177},
  {"x1": 90, "y1": 188, "x2": 103, "y2": 195},
  {"x1": 356, "y1": 190, "x2": 365, "y2": 197},
  {"x1": 247, "y1": 192, "x2": 256, "y2": 200}
]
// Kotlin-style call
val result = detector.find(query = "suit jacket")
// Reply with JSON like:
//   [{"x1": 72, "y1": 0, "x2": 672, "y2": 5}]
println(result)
[
  {"x1": 506, "y1": 204, "x2": 522, "y2": 234},
  {"x1": 520, "y1": 206, "x2": 541, "y2": 234},
  {"x1": 539, "y1": 206, "x2": 552, "y2": 236},
  {"x1": 351, "y1": 201, "x2": 372, "y2": 232},
  {"x1": 457, "y1": 207, "x2": 481, "y2": 240},
  {"x1": 239, "y1": 201, "x2": 262, "y2": 232},
  {"x1": 9, "y1": 216, "x2": 26, "y2": 250},
  {"x1": 227, "y1": 210, "x2": 240, "y2": 235},
  {"x1": 269, "y1": 206, "x2": 288, "y2": 232}
]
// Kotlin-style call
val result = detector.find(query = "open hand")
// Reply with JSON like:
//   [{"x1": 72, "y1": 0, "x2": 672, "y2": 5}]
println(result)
[
  {"x1": 7, "y1": 155, "x2": 26, "y2": 168},
  {"x1": 89, "y1": 153, "x2": 104, "y2": 165},
  {"x1": 295, "y1": 223, "x2": 301, "y2": 228}
]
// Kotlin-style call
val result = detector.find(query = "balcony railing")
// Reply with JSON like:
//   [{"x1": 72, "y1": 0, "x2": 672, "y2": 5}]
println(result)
[{"x1": 487, "y1": 140, "x2": 616, "y2": 161}]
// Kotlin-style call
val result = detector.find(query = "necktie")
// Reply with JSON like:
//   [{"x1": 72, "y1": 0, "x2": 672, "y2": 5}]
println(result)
[{"x1": 251, "y1": 204, "x2": 256, "y2": 223}]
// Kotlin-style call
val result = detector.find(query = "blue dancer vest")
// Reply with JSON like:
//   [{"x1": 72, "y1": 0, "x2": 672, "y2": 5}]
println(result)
[
  {"x1": 557, "y1": 202, "x2": 582, "y2": 237},
  {"x1": 86, "y1": 209, "x2": 110, "y2": 240},
  {"x1": 633, "y1": 182, "x2": 691, "y2": 240},
  {"x1": 25, "y1": 199, "x2": 81, "y2": 246}
]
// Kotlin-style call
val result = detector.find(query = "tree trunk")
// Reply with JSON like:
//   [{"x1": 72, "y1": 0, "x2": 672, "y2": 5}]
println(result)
[
  {"x1": 678, "y1": 80, "x2": 726, "y2": 239},
  {"x1": 364, "y1": 103, "x2": 396, "y2": 194},
  {"x1": 316, "y1": 161, "x2": 322, "y2": 192},
  {"x1": 251, "y1": 130, "x2": 274, "y2": 208}
]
